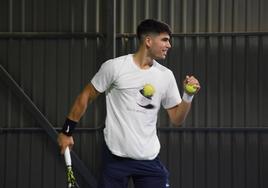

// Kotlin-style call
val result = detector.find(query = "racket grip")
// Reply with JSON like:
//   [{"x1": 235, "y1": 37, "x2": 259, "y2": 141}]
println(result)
[{"x1": 64, "y1": 147, "x2": 72, "y2": 167}]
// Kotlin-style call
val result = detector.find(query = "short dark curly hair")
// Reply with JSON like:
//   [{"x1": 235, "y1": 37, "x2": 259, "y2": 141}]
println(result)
[{"x1": 137, "y1": 19, "x2": 172, "y2": 41}]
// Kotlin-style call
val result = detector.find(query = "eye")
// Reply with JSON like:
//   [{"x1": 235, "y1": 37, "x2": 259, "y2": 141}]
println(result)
[{"x1": 162, "y1": 38, "x2": 170, "y2": 42}]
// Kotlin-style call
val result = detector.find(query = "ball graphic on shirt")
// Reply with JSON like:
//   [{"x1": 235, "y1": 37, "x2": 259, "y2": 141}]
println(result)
[{"x1": 142, "y1": 84, "x2": 155, "y2": 97}]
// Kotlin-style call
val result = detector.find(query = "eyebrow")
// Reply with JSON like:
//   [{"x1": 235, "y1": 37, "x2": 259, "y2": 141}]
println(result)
[{"x1": 161, "y1": 37, "x2": 170, "y2": 41}]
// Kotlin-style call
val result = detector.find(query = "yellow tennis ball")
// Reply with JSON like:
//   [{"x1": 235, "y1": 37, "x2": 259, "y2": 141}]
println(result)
[
  {"x1": 143, "y1": 84, "x2": 155, "y2": 97},
  {"x1": 185, "y1": 84, "x2": 197, "y2": 94}
]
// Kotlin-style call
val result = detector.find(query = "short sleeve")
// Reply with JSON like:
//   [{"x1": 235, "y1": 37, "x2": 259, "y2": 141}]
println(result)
[
  {"x1": 91, "y1": 60, "x2": 117, "y2": 93},
  {"x1": 161, "y1": 71, "x2": 182, "y2": 109}
]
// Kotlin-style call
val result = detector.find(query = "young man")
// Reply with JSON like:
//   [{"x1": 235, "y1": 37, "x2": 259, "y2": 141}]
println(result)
[{"x1": 58, "y1": 19, "x2": 200, "y2": 188}]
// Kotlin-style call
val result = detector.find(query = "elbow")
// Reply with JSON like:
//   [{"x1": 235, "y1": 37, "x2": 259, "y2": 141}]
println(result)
[{"x1": 171, "y1": 116, "x2": 186, "y2": 127}]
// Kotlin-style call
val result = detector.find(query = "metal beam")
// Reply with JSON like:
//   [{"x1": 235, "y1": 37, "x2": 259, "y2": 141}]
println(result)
[
  {"x1": 0, "y1": 32, "x2": 104, "y2": 39},
  {"x1": 158, "y1": 127, "x2": 268, "y2": 132},
  {"x1": 116, "y1": 31, "x2": 268, "y2": 38},
  {"x1": 0, "y1": 31, "x2": 267, "y2": 40},
  {"x1": 0, "y1": 64, "x2": 97, "y2": 188},
  {"x1": 105, "y1": 0, "x2": 116, "y2": 58},
  {"x1": 1, "y1": 126, "x2": 268, "y2": 133}
]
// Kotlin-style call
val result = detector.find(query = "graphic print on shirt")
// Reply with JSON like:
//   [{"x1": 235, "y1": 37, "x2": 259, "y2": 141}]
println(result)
[{"x1": 137, "y1": 84, "x2": 156, "y2": 109}]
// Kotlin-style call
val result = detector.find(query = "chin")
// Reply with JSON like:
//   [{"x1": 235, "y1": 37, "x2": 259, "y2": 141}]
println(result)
[
  {"x1": 160, "y1": 56, "x2": 167, "y2": 60},
  {"x1": 154, "y1": 55, "x2": 166, "y2": 60}
]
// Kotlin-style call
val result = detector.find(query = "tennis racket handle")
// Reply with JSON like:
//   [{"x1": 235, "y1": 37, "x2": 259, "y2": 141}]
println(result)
[{"x1": 64, "y1": 147, "x2": 72, "y2": 166}]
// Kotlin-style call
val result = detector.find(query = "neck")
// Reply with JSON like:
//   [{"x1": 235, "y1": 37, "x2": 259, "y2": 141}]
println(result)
[{"x1": 133, "y1": 47, "x2": 154, "y2": 69}]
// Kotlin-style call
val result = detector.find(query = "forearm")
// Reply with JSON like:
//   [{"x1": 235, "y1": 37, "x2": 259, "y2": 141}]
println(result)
[
  {"x1": 167, "y1": 75, "x2": 200, "y2": 126},
  {"x1": 67, "y1": 93, "x2": 90, "y2": 122},
  {"x1": 171, "y1": 101, "x2": 191, "y2": 126},
  {"x1": 67, "y1": 83, "x2": 99, "y2": 122}
]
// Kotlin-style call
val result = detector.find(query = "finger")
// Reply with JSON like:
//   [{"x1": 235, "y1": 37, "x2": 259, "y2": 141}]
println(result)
[
  {"x1": 194, "y1": 84, "x2": 201, "y2": 93},
  {"x1": 187, "y1": 76, "x2": 196, "y2": 83},
  {"x1": 184, "y1": 75, "x2": 190, "y2": 85},
  {"x1": 188, "y1": 77, "x2": 199, "y2": 85},
  {"x1": 69, "y1": 144, "x2": 73, "y2": 150},
  {"x1": 67, "y1": 138, "x2": 74, "y2": 150},
  {"x1": 61, "y1": 145, "x2": 67, "y2": 155},
  {"x1": 186, "y1": 80, "x2": 196, "y2": 85}
]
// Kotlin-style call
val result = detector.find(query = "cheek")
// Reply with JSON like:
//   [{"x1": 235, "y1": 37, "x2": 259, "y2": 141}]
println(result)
[
  {"x1": 149, "y1": 41, "x2": 164, "y2": 56},
  {"x1": 152, "y1": 42, "x2": 163, "y2": 51},
  {"x1": 151, "y1": 46, "x2": 161, "y2": 55}
]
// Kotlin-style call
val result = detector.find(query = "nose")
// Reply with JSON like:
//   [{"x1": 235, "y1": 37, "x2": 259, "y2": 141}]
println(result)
[{"x1": 167, "y1": 41, "x2": 171, "y2": 48}]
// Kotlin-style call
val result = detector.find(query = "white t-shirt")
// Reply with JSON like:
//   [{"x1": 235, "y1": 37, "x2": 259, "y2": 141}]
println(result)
[{"x1": 91, "y1": 54, "x2": 181, "y2": 160}]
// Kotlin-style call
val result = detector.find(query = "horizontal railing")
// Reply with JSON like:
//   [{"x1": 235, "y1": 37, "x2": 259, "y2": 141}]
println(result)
[
  {"x1": 0, "y1": 32, "x2": 104, "y2": 39},
  {"x1": 1, "y1": 126, "x2": 268, "y2": 133},
  {"x1": 0, "y1": 31, "x2": 267, "y2": 39},
  {"x1": 117, "y1": 31, "x2": 268, "y2": 38}
]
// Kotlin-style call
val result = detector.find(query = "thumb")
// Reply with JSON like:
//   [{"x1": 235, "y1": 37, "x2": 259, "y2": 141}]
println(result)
[
  {"x1": 61, "y1": 145, "x2": 67, "y2": 155},
  {"x1": 184, "y1": 75, "x2": 189, "y2": 85}
]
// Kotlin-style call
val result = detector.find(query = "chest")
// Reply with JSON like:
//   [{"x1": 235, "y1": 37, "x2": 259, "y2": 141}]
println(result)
[{"x1": 115, "y1": 69, "x2": 167, "y2": 92}]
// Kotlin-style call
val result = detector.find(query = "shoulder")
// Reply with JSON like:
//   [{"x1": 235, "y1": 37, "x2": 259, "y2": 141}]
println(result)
[
  {"x1": 107, "y1": 54, "x2": 130, "y2": 64},
  {"x1": 101, "y1": 54, "x2": 130, "y2": 69},
  {"x1": 152, "y1": 60, "x2": 173, "y2": 76}
]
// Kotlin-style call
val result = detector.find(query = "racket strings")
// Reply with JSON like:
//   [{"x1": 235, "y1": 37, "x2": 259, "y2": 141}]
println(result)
[{"x1": 67, "y1": 166, "x2": 78, "y2": 188}]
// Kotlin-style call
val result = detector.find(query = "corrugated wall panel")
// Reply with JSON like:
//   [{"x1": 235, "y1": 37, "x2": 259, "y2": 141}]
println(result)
[
  {"x1": 1, "y1": 1, "x2": 267, "y2": 129},
  {"x1": 159, "y1": 131, "x2": 268, "y2": 188},
  {"x1": 260, "y1": 37, "x2": 268, "y2": 126},
  {"x1": 1, "y1": 130, "x2": 268, "y2": 188},
  {"x1": 0, "y1": 38, "x2": 105, "y2": 128},
  {"x1": 1, "y1": 132, "x2": 70, "y2": 188},
  {"x1": 1, "y1": 35, "x2": 268, "y2": 187},
  {"x1": 1, "y1": 0, "x2": 268, "y2": 188},
  {"x1": 117, "y1": 35, "x2": 268, "y2": 128},
  {"x1": 117, "y1": 0, "x2": 268, "y2": 33},
  {"x1": 0, "y1": 1, "x2": 267, "y2": 37},
  {"x1": 0, "y1": 131, "x2": 103, "y2": 188},
  {"x1": 0, "y1": 0, "x2": 103, "y2": 32}
]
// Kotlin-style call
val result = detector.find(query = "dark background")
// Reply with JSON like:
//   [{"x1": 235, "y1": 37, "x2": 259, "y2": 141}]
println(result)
[{"x1": 0, "y1": 0, "x2": 268, "y2": 187}]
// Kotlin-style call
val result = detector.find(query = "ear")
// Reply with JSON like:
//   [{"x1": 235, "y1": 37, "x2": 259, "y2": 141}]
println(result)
[{"x1": 145, "y1": 36, "x2": 153, "y2": 48}]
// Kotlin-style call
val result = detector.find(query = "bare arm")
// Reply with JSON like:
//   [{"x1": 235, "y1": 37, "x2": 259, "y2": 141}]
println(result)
[
  {"x1": 167, "y1": 75, "x2": 200, "y2": 126},
  {"x1": 58, "y1": 83, "x2": 100, "y2": 154},
  {"x1": 67, "y1": 83, "x2": 100, "y2": 121},
  {"x1": 167, "y1": 101, "x2": 192, "y2": 126}
]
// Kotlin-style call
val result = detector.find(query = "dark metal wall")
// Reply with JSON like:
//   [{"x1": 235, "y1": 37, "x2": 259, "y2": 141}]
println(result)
[
  {"x1": 117, "y1": 34, "x2": 268, "y2": 128},
  {"x1": 1, "y1": 129, "x2": 268, "y2": 188},
  {"x1": 0, "y1": 38, "x2": 105, "y2": 128},
  {"x1": 1, "y1": 0, "x2": 268, "y2": 188},
  {"x1": 116, "y1": 0, "x2": 268, "y2": 33}
]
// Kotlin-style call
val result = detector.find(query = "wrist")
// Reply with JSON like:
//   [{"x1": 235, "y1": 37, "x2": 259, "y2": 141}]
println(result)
[
  {"x1": 61, "y1": 118, "x2": 78, "y2": 136},
  {"x1": 182, "y1": 92, "x2": 194, "y2": 103}
]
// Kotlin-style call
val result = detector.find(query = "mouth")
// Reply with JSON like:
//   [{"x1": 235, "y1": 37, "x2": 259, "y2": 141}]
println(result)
[{"x1": 162, "y1": 50, "x2": 168, "y2": 56}]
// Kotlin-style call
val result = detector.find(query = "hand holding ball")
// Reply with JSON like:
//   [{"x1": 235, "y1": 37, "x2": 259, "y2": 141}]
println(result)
[
  {"x1": 185, "y1": 84, "x2": 197, "y2": 95},
  {"x1": 183, "y1": 75, "x2": 200, "y2": 102}
]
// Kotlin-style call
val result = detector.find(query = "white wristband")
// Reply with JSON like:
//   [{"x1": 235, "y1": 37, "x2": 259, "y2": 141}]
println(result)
[{"x1": 182, "y1": 92, "x2": 194, "y2": 103}]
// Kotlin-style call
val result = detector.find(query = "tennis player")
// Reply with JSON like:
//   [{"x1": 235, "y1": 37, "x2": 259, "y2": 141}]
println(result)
[{"x1": 58, "y1": 19, "x2": 200, "y2": 188}]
